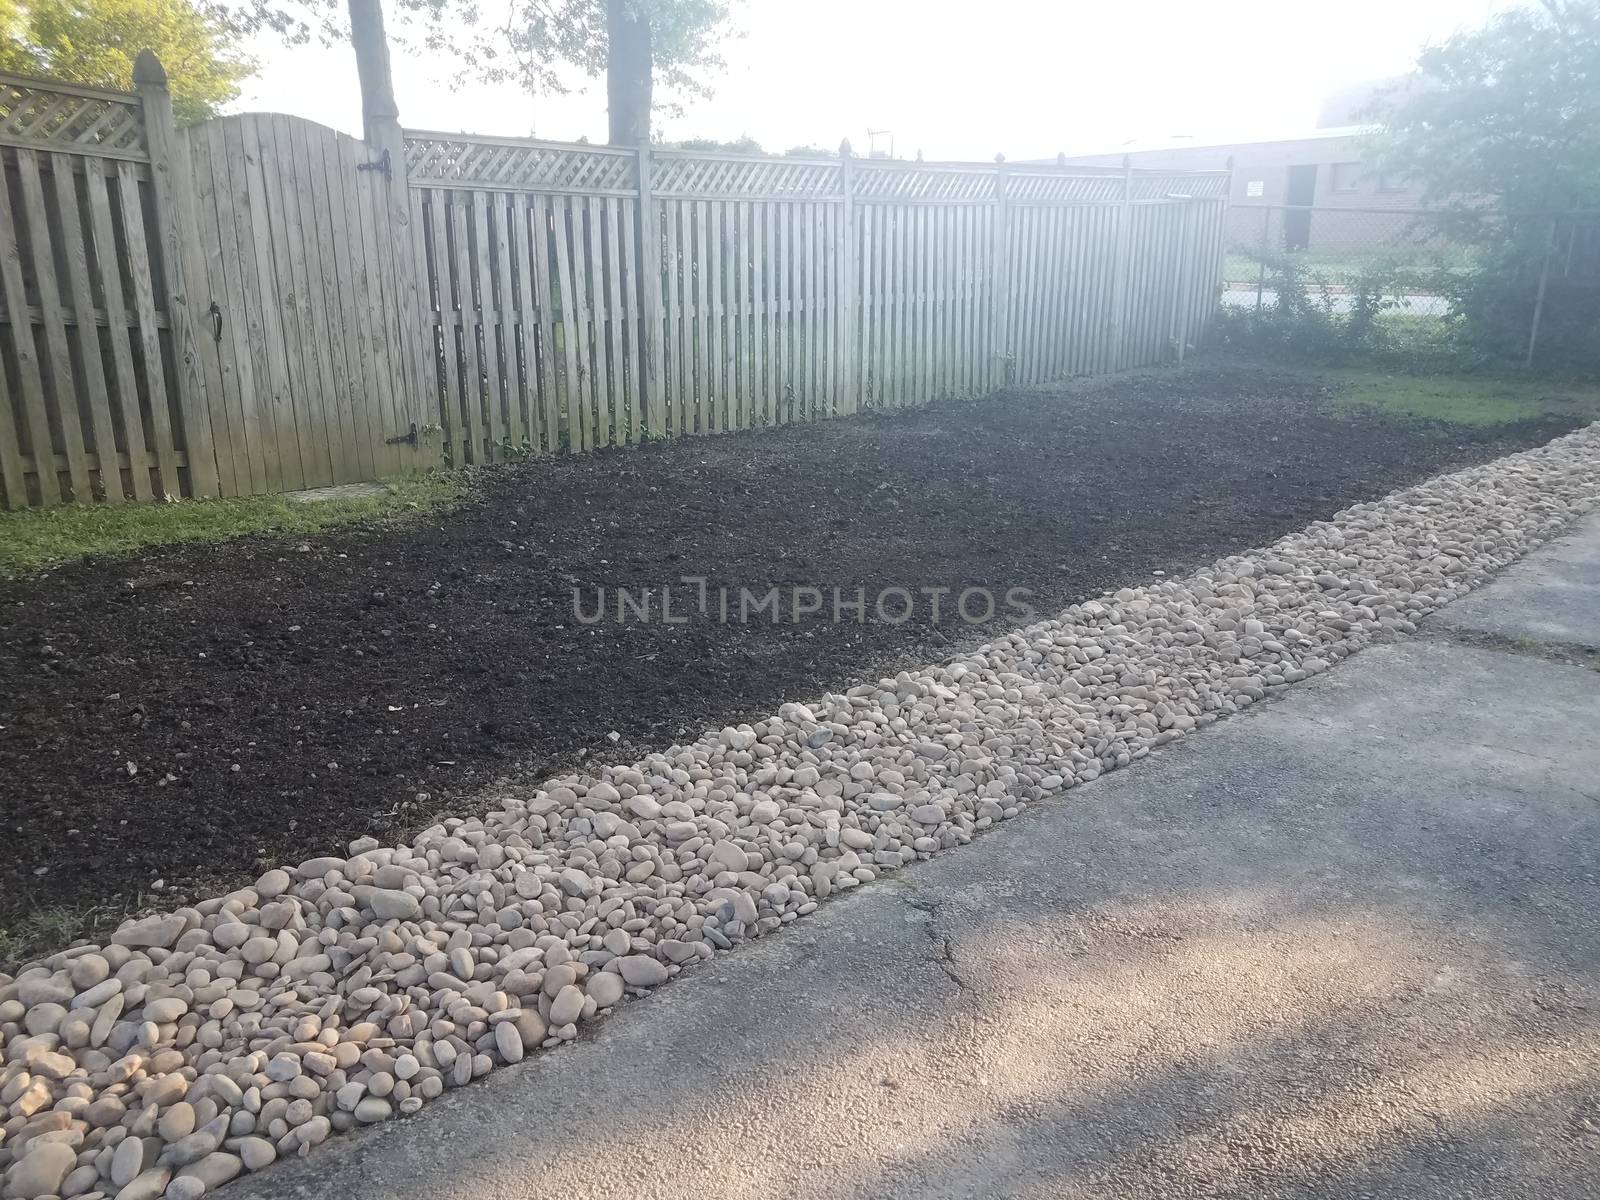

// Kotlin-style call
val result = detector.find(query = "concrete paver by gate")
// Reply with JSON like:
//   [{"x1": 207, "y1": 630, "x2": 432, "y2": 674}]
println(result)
[{"x1": 238, "y1": 522, "x2": 1600, "y2": 1200}]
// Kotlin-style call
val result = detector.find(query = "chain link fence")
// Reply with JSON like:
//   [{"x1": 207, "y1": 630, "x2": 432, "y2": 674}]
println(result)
[{"x1": 1218, "y1": 204, "x2": 1600, "y2": 370}]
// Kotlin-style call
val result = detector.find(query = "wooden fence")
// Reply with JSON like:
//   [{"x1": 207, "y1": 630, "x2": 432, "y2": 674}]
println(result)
[
  {"x1": 0, "y1": 59, "x2": 1228, "y2": 507},
  {"x1": 408, "y1": 137, "x2": 1229, "y2": 465}
]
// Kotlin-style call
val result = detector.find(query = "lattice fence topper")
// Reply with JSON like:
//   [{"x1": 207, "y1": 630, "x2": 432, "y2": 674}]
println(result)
[
  {"x1": 0, "y1": 73, "x2": 146, "y2": 158},
  {"x1": 853, "y1": 161, "x2": 998, "y2": 203},
  {"x1": 1131, "y1": 172, "x2": 1230, "y2": 202},
  {"x1": 1007, "y1": 172, "x2": 1126, "y2": 204},
  {"x1": 650, "y1": 151, "x2": 839, "y2": 199},
  {"x1": 402, "y1": 130, "x2": 1231, "y2": 208},
  {"x1": 404, "y1": 132, "x2": 638, "y2": 192}
]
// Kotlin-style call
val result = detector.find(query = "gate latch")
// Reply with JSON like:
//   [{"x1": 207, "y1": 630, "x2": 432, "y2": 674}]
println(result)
[{"x1": 386, "y1": 421, "x2": 418, "y2": 446}]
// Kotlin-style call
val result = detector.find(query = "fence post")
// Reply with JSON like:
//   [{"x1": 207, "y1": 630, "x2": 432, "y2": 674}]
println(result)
[
  {"x1": 990, "y1": 154, "x2": 1010, "y2": 389},
  {"x1": 838, "y1": 139, "x2": 858, "y2": 413},
  {"x1": 134, "y1": 51, "x2": 219, "y2": 499},
  {"x1": 1210, "y1": 154, "x2": 1234, "y2": 351},
  {"x1": 1107, "y1": 155, "x2": 1133, "y2": 372},
  {"x1": 1525, "y1": 214, "x2": 1557, "y2": 369},
  {"x1": 637, "y1": 143, "x2": 665, "y2": 437},
  {"x1": 1255, "y1": 204, "x2": 1269, "y2": 312},
  {"x1": 1169, "y1": 198, "x2": 1194, "y2": 362}
]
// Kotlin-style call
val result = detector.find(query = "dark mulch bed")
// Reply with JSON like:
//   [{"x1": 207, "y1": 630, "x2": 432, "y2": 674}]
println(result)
[{"x1": 0, "y1": 365, "x2": 1577, "y2": 928}]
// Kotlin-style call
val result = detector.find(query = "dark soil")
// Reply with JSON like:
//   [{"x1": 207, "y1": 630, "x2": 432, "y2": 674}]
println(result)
[{"x1": 0, "y1": 365, "x2": 1578, "y2": 929}]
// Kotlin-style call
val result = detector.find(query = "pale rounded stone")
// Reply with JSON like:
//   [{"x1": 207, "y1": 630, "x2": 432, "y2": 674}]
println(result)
[
  {"x1": 254, "y1": 868, "x2": 291, "y2": 899},
  {"x1": 116, "y1": 1165, "x2": 172, "y2": 1200},
  {"x1": 175, "y1": 1150, "x2": 243, "y2": 1191},
  {"x1": 144, "y1": 997, "x2": 187, "y2": 1024},
  {"x1": 24, "y1": 1045, "x2": 76, "y2": 1080},
  {"x1": 362, "y1": 888, "x2": 421, "y2": 921},
  {"x1": 69, "y1": 953, "x2": 111, "y2": 990},
  {"x1": 158, "y1": 1101, "x2": 197, "y2": 1142},
  {"x1": 586, "y1": 972, "x2": 625, "y2": 1008},
  {"x1": 493, "y1": 1021, "x2": 523, "y2": 1064},
  {"x1": 112, "y1": 1133, "x2": 152, "y2": 1187},
  {"x1": 5, "y1": 1140, "x2": 76, "y2": 1199},
  {"x1": 236, "y1": 1136, "x2": 276, "y2": 1171},
  {"x1": 549, "y1": 984, "x2": 584, "y2": 1026},
  {"x1": 239, "y1": 937, "x2": 277, "y2": 966},
  {"x1": 16, "y1": 971, "x2": 75, "y2": 1006},
  {"x1": 264, "y1": 1053, "x2": 301, "y2": 1082},
  {"x1": 617, "y1": 955, "x2": 670, "y2": 987},
  {"x1": 60, "y1": 1162, "x2": 101, "y2": 1197},
  {"x1": 112, "y1": 913, "x2": 188, "y2": 950},
  {"x1": 166, "y1": 1115, "x2": 228, "y2": 1166},
  {"x1": 23, "y1": 1000, "x2": 67, "y2": 1034}
]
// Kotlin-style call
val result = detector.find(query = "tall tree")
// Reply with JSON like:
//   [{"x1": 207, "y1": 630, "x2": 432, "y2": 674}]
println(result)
[
  {"x1": 1372, "y1": 0, "x2": 1600, "y2": 211},
  {"x1": 0, "y1": 0, "x2": 254, "y2": 122},
  {"x1": 237, "y1": 0, "x2": 733, "y2": 144},
  {"x1": 605, "y1": 0, "x2": 650, "y2": 145}
]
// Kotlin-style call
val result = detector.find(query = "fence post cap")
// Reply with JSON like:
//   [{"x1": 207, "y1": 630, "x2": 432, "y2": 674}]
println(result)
[
  {"x1": 994, "y1": 153, "x2": 1006, "y2": 164},
  {"x1": 133, "y1": 49, "x2": 168, "y2": 88},
  {"x1": 839, "y1": 137, "x2": 852, "y2": 157}
]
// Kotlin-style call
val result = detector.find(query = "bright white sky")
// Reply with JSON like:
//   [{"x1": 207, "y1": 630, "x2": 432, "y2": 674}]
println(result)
[{"x1": 237, "y1": 0, "x2": 1522, "y2": 160}]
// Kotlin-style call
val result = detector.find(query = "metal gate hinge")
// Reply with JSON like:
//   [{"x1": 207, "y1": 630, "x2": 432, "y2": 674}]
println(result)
[{"x1": 357, "y1": 147, "x2": 392, "y2": 180}]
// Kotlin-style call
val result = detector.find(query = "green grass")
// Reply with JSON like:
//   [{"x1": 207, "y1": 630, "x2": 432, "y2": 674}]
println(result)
[
  {"x1": 0, "y1": 472, "x2": 469, "y2": 580},
  {"x1": 1318, "y1": 366, "x2": 1600, "y2": 427},
  {"x1": 0, "y1": 907, "x2": 96, "y2": 973},
  {"x1": 1223, "y1": 246, "x2": 1483, "y2": 287}
]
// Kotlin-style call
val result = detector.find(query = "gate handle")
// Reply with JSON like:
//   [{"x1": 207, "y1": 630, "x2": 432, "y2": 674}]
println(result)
[{"x1": 207, "y1": 301, "x2": 223, "y2": 344}]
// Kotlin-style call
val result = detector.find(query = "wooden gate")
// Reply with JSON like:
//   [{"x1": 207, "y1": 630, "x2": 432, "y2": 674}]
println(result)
[{"x1": 179, "y1": 113, "x2": 431, "y2": 494}]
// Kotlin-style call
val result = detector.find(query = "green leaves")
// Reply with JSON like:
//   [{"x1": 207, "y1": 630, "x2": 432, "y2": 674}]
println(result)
[
  {"x1": 1372, "y1": 0, "x2": 1600, "y2": 212},
  {"x1": 1, "y1": 0, "x2": 254, "y2": 122},
  {"x1": 227, "y1": 0, "x2": 733, "y2": 116}
]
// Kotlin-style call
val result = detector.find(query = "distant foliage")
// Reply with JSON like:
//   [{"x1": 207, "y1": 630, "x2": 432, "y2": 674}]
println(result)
[
  {"x1": 230, "y1": 0, "x2": 735, "y2": 118},
  {"x1": 1234, "y1": 1, "x2": 1600, "y2": 372},
  {"x1": 1370, "y1": 0, "x2": 1600, "y2": 212},
  {"x1": 0, "y1": 0, "x2": 254, "y2": 122},
  {"x1": 1217, "y1": 252, "x2": 1463, "y2": 370},
  {"x1": 662, "y1": 135, "x2": 764, "y2": 154}
]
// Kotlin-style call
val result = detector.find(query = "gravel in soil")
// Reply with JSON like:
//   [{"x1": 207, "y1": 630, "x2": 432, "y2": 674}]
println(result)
[{"x1": 0, "y1": 365, "x2": 1579, "y2": 935}]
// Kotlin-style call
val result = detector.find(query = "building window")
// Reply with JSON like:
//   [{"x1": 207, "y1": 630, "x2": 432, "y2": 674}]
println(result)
[
  {"x1": 1245, "y1": 179, "x2": 1265, "y2": 198},
  {"x1": 1331, "y1": 162, "x2": 1361, "y2": 192},
  {"x1": 1376, "y1": 171, "x2": 1410, "y2": 193}
]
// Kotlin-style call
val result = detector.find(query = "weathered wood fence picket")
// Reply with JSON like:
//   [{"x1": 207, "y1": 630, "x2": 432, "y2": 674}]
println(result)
[{"x1": 0, "y1": 57, "x2": 1229, "y2": 508}]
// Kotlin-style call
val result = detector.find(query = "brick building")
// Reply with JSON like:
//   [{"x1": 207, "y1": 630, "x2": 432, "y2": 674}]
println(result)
[{"x1": 1059, "y1": 128, "x2": 1426, "y2": 252}]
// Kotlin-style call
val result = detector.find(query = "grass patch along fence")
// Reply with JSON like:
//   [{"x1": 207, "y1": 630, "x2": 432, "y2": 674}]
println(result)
[{"x1": 0, "y1": 471, "x2": 465, "y2": 578}]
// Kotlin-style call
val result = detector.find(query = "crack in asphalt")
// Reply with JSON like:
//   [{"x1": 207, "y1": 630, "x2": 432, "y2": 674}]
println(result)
[{"x1": 900, "y1": 889, "x2": 973, "y2": 993}]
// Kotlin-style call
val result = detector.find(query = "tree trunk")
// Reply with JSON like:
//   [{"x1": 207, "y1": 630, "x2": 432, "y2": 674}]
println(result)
[
  {"x1": 348, "y1": 0, "x2": 400, "y2": 146},
  {"x1": 607, "y1": 0, "x2": 652, "y2": 146}
]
